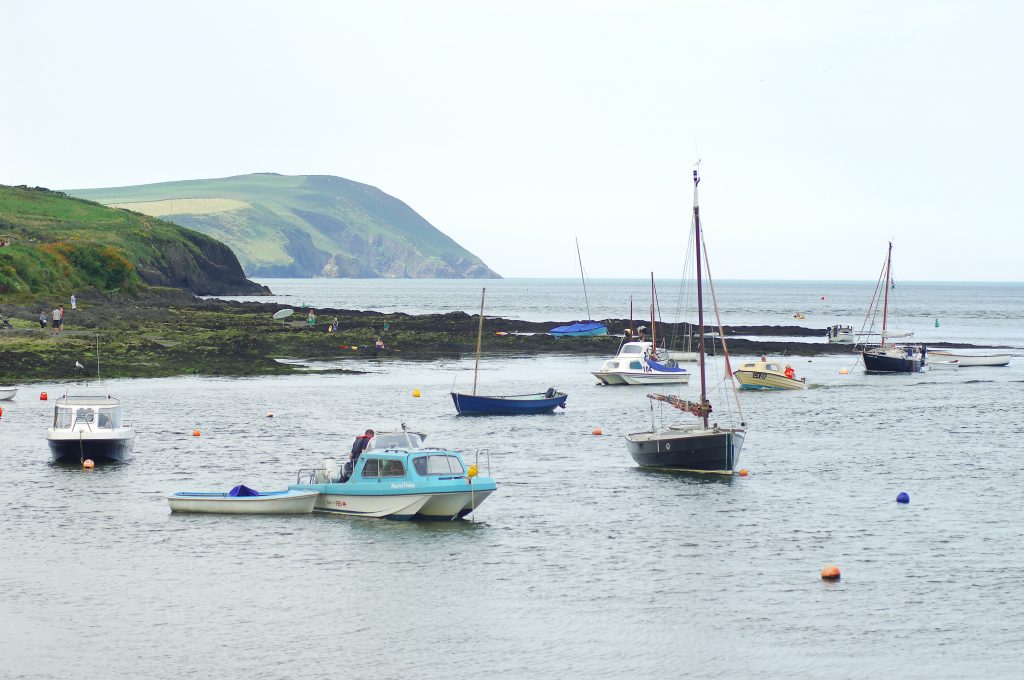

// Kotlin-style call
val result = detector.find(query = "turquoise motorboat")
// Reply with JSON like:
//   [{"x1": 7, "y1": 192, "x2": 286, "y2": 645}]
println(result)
[{"x1": 290, "y1": 435, "x2": 496, "y2": 521}]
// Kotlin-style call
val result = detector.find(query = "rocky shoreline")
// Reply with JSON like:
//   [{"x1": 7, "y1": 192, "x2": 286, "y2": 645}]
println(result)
[{"x1": 0, "y1": 289, "x2": 1008, "y2": 382}]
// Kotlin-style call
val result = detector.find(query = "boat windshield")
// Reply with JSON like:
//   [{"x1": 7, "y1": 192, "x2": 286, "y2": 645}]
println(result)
[
  {"x1": 54, "y1": 406, "x2": 73, "y2": 429},
  {"x1": 413, "y1": 455, "x2": 465, "y2": 476},
  {"x1": 366, "y1": 432, "x2": 425, "y2": 451},
  {"x1": 619, "y1": 343, "x2": 648, "y2": 356}
]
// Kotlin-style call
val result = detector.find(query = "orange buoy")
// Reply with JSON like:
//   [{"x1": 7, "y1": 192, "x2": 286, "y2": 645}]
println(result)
[
  {"x1": 266, "y1": 411, "x2": 274, "y2": 418},
  {"x1": 192, "y1": 429, "x2": 201, "y2": 437},
  {"x1": 820, "y1": 564, "x2": 841, "y2": 580},
  {"x1": 592, "y1": 427, "x2": 603, "y2": 436},
  {"x1": 838, "y1": 368, "x2": 849, "y2": 375},
  {"x1": 738, "y1": 468, "x2": 749, "y2": 477},
  {"x1": 40, "y1": 391, "x2": 48, "y2": 400},
  {"x1": 82, "y1": 459, "x2": 95, "y2": 469}
]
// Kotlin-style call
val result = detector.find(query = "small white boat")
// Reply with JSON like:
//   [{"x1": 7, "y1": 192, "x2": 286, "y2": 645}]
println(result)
[
  {"x1": 927, "y1": 350, "x2": 1011, "y2": 367},
  {"x1": 592, "y1": 341, "x2": 690, "y2": 385},
  {"x1": 168, "y1": 487, "x2": 319, "y2": 514},
  {"x1": 0, "y1": 386, "x2": 17, "y2": 400},
  {"x1": 827, "y1": 324, "x2": 855, "y2": 344},
  {"x1": 928, "y1": 359, "x2": 959, "y2": 370},
  {"x1": 47, "y1": 394, "x2": 135, "y2": 463}
]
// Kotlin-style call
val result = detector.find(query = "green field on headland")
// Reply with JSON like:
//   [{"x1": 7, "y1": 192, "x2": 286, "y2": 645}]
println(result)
[{"x1": 0, "y1": 185, "x2": 265, "y2": 298}]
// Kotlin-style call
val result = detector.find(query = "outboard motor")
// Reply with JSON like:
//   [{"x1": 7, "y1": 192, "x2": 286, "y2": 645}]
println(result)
[{"x1": 322, "y1": 458, "x2": 341, "y2": 483}]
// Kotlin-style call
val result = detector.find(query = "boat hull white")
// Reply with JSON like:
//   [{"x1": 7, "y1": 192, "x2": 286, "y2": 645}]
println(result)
[
  {"x1": 594, "y1": 370, "x2": 690, "y2": 385},
  {"x1": 168, "y1": 491, "x2": 319, "y2": 514},
  {"x1": 664, "y1": 350, "x2": 700, "y2": 362},
  {"x1": 47, "y1": 428, "x2": 135, "y2": 463},
  {"x1": 734, "y1": 369, "x2": 808, "y2": 390},
  {"x1": 315, "y1": 489, "x2": 494, "y2": 520},
  {"x1": 0, "y1": 387, "x2": 17, "y2": 400},
  {"x1": 927, "y1": 351, "x2": 1011, "y2": 367}
]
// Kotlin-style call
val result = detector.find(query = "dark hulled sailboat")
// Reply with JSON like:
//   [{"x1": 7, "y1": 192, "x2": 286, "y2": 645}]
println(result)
[
  {"x1": 624, "y1": 167, "x2": 746, "y2": 475},
  {"x1": 860, "y1": 242, "x2": 925, "y2": 374}
]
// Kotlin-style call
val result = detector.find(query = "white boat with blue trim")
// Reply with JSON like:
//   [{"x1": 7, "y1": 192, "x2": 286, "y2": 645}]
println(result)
[
  {"x1": 168, "y1": 487, "x2": 319, "y2": 514},
  {"x1": 290, "y1": 432, "x2": 496, "y2": 520},
  {"x1": 592, "y1": 341, "x2": 690, "y2": 385}
]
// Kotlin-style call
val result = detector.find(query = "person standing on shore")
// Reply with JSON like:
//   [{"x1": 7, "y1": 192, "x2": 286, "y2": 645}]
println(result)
[
  {"x1": 70, "y1": 294, "x2": 77, "y2": 310},
  {"x1": 51, "y1": 306, "x2": 61, "y2": 335},
  {"x1": 39, "y1": 311, "x2": 47, "y2": 330},
  {"x1": 58, "y1": 305, "x2": 65, "y2": 332},
  {"x1": 307, "y1": 310, "x2": 316, "y2": 330}
]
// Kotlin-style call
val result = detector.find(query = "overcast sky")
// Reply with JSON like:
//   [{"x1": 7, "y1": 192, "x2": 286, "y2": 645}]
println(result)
[{"x1": 3, "y1": 1, "x2": 1021, "y2": 281}]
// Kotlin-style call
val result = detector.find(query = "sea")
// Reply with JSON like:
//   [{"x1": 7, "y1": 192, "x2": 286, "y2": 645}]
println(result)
[{"x1": 1, "y1": 278, "x2": 1022, "y2": 679}]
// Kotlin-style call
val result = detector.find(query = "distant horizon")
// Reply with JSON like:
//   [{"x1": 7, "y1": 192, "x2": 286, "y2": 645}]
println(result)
[{"x1": 250, "y1": 275, "x2": 1024, "y2": 285}]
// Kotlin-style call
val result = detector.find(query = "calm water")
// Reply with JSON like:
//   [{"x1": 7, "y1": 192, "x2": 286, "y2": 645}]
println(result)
[{"x1": 2, "y1": 280, "x2": 1024, "y2": 679}]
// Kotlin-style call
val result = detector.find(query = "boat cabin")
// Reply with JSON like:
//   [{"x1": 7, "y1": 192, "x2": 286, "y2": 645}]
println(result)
[
  {"x1": 299, "y1": 448, "x2": 470, "y2": 485},
  {"x1": 52, "y1": 395, "x2": 124, "y2": 431}
]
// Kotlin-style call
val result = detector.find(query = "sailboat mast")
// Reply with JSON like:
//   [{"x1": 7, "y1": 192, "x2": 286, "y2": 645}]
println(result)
[
  {"x1": 472, "y1": 287, "x2": 485, "y2": 396},
  {"x1": 575, "y1": 237, "x2": 593, "y2": 320},
  {"x1": 650, "y1": 272, "x2": 656, "y2": 354},
  {"x1": 693, "y1": 169, "x2": 709, "y2": 429},
  {"x1": 881, "y1": 241, "x2": 892, "y2": 347}
]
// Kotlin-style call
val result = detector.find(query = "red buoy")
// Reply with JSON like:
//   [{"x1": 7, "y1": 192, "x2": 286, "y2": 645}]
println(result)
[
  {"x1": 40, "y1": 392, "x2": 48, "y2": 400},
  {"x1": 820, "y1": 564, "x2": 841, "y2": 580}
]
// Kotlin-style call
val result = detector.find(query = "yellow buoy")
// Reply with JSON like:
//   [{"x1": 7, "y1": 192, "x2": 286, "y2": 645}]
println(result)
[
  {"x1": 738, "y1": 468, "x2": 749, "y2": 477},
  {"x1": 192, "y1": 429, "x2": 201, "y2": 437},
  {"x1": 82, "y1": 459, "x2": 95, "y2": 469},
  {"x1": 592, "y1": 427, "x2": 603, "y2": 436},
  {"x1": 412, "y1": 389, "x2": 421, "y2": 398},
  {"x1": 467, "y1": 464, "x2": 478, "y2": 478},
  {"x1": 820, "y1": 564, "x2": 841, "y2": 580},
  {"x1": 839, "y1": 368, "x2": 849, "y2": 375}
]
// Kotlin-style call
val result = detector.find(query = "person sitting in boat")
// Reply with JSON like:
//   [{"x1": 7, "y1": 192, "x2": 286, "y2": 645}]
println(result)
[
  {"x1": 349, "y1": 429, "x2": 375, "y2": 468},
  {"x1": 784, "y1": 365, "x2": 795, "y2": 379},
  {"x1": 374, "y1": 337, "x2": 385, "y2": 350},
  {"x1": 760, "y1": 353, "x2": 767, "y2": 362},
  {"x1": 637, "y1": 326, "x2": 648, "y2": 342}
]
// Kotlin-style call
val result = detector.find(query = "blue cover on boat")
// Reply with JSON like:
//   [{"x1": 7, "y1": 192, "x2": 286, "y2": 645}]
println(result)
[
  {"x1": 549, "y1": 322, "x2": 607, "y2": 336},
  {"x1": 228, "y1": 484, "x2": 260, "y2": 497},
  {"x1": 645, "y1": 358, "x2": 687, "y2": 373}
]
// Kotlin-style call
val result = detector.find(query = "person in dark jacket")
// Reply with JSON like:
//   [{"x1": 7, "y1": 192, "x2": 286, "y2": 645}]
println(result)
[{"x1": 349, "y1": 429, "x2": 375, "y2": 468}]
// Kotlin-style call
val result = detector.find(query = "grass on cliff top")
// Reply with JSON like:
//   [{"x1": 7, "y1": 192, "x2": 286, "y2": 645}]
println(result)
[{"x1": 0, "y1": 185, "x2": 223, "y2": 299}]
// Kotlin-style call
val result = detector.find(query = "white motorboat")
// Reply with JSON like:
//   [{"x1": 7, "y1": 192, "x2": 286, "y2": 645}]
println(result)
[
  {"x1": 592, "y1": 341, "x2": 690, "y2": 385},
  {"x1": 168, "y1": 487, "x2": 319, "y2": 514},
  {"x1": 827, "y1": 324, "x2": 855, "y2": 344},
  {"x1": 927, "y1": 350, "x2": 1011, "y2": 367},
  {"x1": 0, "y1": 386, "x2": 17, "y2": 400},
  {"x1": 46, "y1": 394, "x2": 135, "y2": 463}
]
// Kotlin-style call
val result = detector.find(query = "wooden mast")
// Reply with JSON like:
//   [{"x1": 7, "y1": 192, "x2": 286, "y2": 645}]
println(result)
[
  {"x1": 472, "y1": 287, "x2": 485, "y2": 395},
  {"x1": 693, "y1": 169, "x2": 709, "y2": 429},
  {"x1": 880, "y1": 241, "x2": 892, "y2": 348},
  {"x1": 650, "y1": 272, "x2": 657, "y2": 356}
]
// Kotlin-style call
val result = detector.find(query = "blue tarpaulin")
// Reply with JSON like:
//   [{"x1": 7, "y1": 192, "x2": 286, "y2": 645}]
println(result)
[
  {"x1": 228, "y1": 484, "x2": 260, "y2": 497},
  {"x1": 549, "y1": 322, "x2": 608, "y2": 337}
]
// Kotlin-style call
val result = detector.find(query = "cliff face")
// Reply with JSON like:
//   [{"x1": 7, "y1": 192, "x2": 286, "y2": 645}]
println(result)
[
  {"x1": 69, "y1": 173, "x2": 501, "y2": 279},
  {"x1": 0, "y1": 185, "x2": 268, "y2": 298}
]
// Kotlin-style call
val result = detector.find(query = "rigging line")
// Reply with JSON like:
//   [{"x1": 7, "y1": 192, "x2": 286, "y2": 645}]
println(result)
[
  {"x1": 857, "y1": 251, "x2": 889, "y2": 349},
  {"x1": 700, "y1": 229, "x2": 746, "y2": 425},
  {"x1": 575, "y1": 237, "x2": 593, "y2": 320}
]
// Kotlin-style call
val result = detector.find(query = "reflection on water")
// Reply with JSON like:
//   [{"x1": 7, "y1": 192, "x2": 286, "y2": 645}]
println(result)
[{"x1": 2, "y1": 351, "x2": 1023, "y2": 678}]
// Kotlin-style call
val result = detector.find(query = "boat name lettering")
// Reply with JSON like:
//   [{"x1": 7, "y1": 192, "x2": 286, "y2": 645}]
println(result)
[
  {"x1": 752, "y1": 372, "x2": 766, "y2": 379},
  {"x1": 390, "y1": 482, "x2": 416, "y2": 489}
]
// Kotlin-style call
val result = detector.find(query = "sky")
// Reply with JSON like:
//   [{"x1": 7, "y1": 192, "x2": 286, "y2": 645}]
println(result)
[{"x1": 3, "y1": 1, "x2": 1022, "y2": 281}]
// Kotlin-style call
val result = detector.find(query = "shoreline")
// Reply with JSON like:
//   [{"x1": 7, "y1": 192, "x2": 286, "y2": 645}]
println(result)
[{"x1": 0, "y1": 290, "x2": 1012, "y2": 382}]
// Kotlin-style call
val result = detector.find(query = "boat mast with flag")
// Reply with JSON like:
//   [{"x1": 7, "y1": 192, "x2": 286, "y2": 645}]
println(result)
[
  {"x1": 624, "y1": 166, "x2": 747, "y2": 474},
  {"x1": 858, "y1": 242, "x2": 925, "y2": 373}
]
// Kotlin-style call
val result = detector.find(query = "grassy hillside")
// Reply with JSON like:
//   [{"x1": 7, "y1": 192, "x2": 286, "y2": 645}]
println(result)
[
  {"x1": 0, "y1": 185, "x2": 267, "y2": 298},
  {"x1": 70, "y1": 173, "x2": 500, "y2": 279}
]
